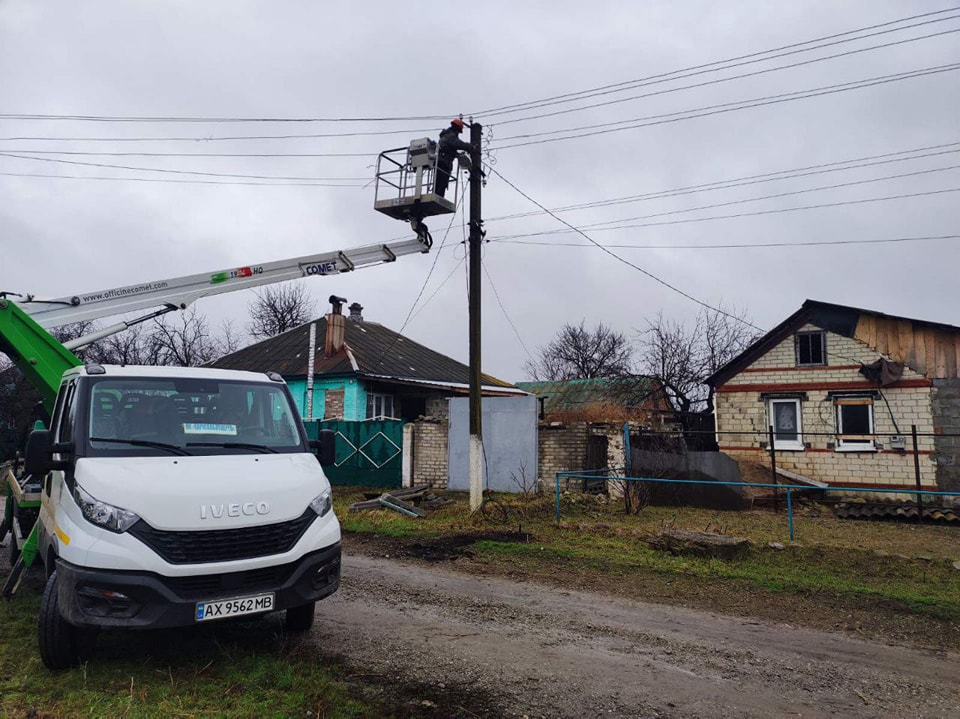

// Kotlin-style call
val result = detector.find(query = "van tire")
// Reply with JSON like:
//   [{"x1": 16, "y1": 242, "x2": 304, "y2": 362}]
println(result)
[
  {"x1": 285, "y1": 601, "x2": 315, "y2": 633},
  {"x1": 38, "y1": 571, "x2": 95, "y2": 670}
]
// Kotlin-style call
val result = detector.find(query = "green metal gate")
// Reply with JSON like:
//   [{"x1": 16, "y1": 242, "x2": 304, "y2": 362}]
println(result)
[{"x1": 305, "y1": 419, "x2": 403, "y2": 488}]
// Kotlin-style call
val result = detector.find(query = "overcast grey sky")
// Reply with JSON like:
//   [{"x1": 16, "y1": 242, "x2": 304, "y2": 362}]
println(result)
[{"x1": 1, "y1": 0, "x2": 958, "y2": 381}]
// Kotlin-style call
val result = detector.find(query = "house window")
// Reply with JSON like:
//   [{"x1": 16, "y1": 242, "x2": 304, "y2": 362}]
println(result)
[
  {"x1": 835, "y1": 396, "x2": 875, "y2": 450},
  {"x1": 796, "y1": 331, "x2": 826, "y2": 366},
  {"x1": 769, "y1": 398, "x2": 803, "y2": 450},
  {"x1": 366, "y1": 393, "x2": 395, "y2": 420}
]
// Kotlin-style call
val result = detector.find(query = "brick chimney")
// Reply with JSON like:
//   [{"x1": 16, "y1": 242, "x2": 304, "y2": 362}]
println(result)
[
  {"x1": 325, "y1": 295, "x2": 347, "y2": 357},
  {"x1": 348, "y1": 302, "x2": 364, "y2": 322}
]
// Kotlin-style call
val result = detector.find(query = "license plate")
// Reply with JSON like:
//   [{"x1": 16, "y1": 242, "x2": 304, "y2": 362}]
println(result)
[{"x1": 195, "y1": 593, "x2": 274, "y2": 622}]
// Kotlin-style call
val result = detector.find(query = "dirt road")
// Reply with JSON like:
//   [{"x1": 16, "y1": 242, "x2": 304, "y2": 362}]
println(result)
[{"x1": 313, "y1": 554, "x2": 960, "y2": 718}]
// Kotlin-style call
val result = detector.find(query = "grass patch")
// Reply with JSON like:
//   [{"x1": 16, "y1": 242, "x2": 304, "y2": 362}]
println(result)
[{"x1": 0, "y1": 586, "x2": 397, "y2": 719}]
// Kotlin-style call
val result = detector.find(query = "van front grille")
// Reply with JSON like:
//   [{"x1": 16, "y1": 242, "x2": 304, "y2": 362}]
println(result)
[{"x1": 128, "y1": 509, "x2": 316, "y2": 564}]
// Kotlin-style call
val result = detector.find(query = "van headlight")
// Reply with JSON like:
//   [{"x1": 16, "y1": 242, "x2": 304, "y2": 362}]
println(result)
[
  {"x1": 73, "y1": 484, "x2": 140, "y2": 533},
  {"x1": 309, "y1": 489, "x2": 333, "y2": 517}
]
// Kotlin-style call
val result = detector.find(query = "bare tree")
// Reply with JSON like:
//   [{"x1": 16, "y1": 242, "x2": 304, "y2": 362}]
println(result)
[
  {"x1": 247, "y1": 283, "x2": 315, "y2": 340},
  {"x1": 149, "y1": 308, "x2": 218, "y2": 367},
  {"x1": 214, "y1": 319, "x2": 244, "y2": 356},
  {"x1": 637, "y1": 305, "x2": 754, "y2": 415},
  {"x1": 524, "y1": 321, "x2": 633, "y2": 381},
  {"x1": 85, "y1": 324, "x2": 150, "y2": 366}
]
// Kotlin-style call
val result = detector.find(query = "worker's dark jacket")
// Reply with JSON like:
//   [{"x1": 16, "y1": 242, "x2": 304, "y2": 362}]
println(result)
[{"x1": 438, "y1": 127, "x2": 472, "y2": 160}]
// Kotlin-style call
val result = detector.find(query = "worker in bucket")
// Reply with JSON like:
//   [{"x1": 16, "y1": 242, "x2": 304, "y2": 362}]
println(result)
[{"x1": 435, "y1": 118, "x2": 472, "y2": 198}]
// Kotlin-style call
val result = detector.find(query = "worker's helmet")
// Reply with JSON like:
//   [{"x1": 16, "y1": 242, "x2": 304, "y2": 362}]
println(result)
[{"x1": 451, "y1": 118, "x2": 465, "y2": 132}]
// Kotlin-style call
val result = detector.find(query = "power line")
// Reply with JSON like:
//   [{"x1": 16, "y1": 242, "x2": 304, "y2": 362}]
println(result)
[
  {"x1": 520, "y1": 163, "x2": 960, "y2": 234},
  {"x1": 492, "y1": 186, "x2": 960, "y2": 239},
  {"x1": 0, "y1": 128, "x2": 431, "y2": 144},
  {"x1": 0, "y1": 149, "x2": 377, "y2": 158},
  {"x1": 409, "y1": 258, "x2": 466, "y2": 324},
  {"x1": 482, "y1": 260, "x2": 534, "y2": 361},
  {"x1": 0, "y1": 112, "x2": 451, "y2": 124},
  {"x1": 493, "y1": 63, "x2": 960, "y2": 149},
  {"x1": 0, "y1": 152, "x2": 370, "y2": 183},
  {"x1": 495, "y1": 26, "x2": 960, "y2": 126},
  {"x1": 490, "y1": 166, "x2": 759, "y2": 327},
  {"x1": 0, "y1": 170, "x2": 362, "y2": 188},
  {"x1": 496, "y1": 234, "x2": 960, "y2": 251},
  {"x1": 472, "y1": 5, "x2": 960, "y2": 116},
  {"x1": 487, "y1": 142, "x2": 960, "y2": 222},
  {"x1": 489, "y1": 167, "x2": 873, "y2": 367}
]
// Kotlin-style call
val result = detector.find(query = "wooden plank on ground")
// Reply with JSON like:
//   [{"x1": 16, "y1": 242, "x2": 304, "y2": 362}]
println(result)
[
  {"x1": 774, "y1": 466, "x2": 829, "y2": 489},
  {"x1": 378, "y1": 494, "x2": 428, "y2": 518}
]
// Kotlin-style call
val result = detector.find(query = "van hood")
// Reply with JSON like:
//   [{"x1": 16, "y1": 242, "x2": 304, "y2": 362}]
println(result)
[{"x1": 74, "y1": 453, "x2": 329, "y2": 531}]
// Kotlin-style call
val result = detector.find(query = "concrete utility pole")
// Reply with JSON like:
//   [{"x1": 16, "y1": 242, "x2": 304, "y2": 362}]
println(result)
[{"x1": 468, "y1": 120, "x2": 484, "y2": 511}]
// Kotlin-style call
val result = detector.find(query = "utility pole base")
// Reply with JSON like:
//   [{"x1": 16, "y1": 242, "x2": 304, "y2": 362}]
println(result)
[{"x1": 469, "y1": 434, "x2": 484, "y2": 511}]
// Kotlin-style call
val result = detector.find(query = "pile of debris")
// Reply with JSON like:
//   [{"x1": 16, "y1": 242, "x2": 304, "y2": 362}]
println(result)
[{"x1": 348, "y1": 485, "x2": 454, "y2": 518}]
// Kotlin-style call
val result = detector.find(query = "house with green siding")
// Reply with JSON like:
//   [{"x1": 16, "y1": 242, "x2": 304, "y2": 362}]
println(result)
[{"x1": 211, "y1": 301, "x2": 522, "y2": 422}]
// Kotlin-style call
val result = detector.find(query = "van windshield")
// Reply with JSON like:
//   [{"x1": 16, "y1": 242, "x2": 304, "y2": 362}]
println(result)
[{"x1": 85, "y1": 377, "x2": 305, "y2": 457}]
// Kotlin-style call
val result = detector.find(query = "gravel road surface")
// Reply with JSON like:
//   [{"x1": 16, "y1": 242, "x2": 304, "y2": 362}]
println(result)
[{"x1": 312, "y1": 554, "x2": 960, "y2": 718}]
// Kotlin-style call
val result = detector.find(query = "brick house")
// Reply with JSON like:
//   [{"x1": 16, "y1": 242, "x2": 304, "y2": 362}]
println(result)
[
  {"x1": 211, "y1": 300, "x2": 522, "y2": 421},
  {"x1": 705, "y1": 300, "x2": 960, "y2": 493}
]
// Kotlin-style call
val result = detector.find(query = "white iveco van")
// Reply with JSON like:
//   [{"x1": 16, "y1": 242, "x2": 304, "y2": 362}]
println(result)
[{"x1": 24, "y1": 364, "x2": 341, "y2": 669}]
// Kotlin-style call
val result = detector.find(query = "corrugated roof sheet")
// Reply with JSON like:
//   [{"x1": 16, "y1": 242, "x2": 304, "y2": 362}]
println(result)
[
  {"x1": 211, "y1": 317, "x2": 513, "y2": 388},
  {"x1": 515, "y1": 377, "x2": 653, "y2": 413},
  {"x1": 836, "y1": 500, "x2": 960, "y2": 524}
]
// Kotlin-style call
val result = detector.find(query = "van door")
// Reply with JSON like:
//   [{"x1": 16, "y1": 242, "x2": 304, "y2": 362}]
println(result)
[{"x1": 40, "y1": 379, "x2": 77, "y2": 553}]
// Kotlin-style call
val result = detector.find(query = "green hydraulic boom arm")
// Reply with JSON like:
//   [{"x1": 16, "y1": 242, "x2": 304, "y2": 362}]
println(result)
[{"x1": 0, "y1": 297, "x2": 81, "y2": 414}]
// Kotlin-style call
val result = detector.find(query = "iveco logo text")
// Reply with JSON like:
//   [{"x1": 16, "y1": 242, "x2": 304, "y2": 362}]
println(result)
[{"x1": 200, "y1": 502, "x2": 270, "y2": 519}]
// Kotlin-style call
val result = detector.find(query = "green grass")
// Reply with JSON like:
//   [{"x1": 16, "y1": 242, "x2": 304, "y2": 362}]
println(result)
[{"x1": 0, "y1": 590, "x2": 393, "y2": 719}]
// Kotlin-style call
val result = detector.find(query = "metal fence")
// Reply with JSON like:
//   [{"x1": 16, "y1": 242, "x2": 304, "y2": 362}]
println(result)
[
  {"x1": 553, "y1": 470, "x2": 959, "y2": 541},
  {"x1": 624, "y1": 422, "x2": 960, "y2": 513}
]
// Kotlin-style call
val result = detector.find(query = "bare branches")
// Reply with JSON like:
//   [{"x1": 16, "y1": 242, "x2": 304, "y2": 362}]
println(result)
[
  {"x1": 524, "y1": 321, "x2": 633, "y2": 381},
  {"x1": 149, "y1": 308, "x2": 218, "y2": 367},
  {"x1": 637, "y1": 305, "x2": 753, "y2": 414},
  {"x1": 247, "y1": 282, "x2": 315, "y2": 340}
]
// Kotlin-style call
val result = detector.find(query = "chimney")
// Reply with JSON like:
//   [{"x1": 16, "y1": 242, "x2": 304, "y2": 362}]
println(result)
[
  {"x1": 325, "y1": 295, "x2": 347, "y2": 357},
  {"x1": 348, "y1": 302, "x2": 364, "y2": 322}
]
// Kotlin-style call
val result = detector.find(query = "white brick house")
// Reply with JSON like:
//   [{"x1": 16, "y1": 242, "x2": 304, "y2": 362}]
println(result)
[{"x1": 705, "y1": 300, "x2": 960, "y2": 492}]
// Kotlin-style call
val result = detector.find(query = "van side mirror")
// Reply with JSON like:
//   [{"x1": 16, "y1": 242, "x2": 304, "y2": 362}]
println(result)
[
  {"x1": 310, "y1": 429, "x2": 336, "y2": 467},
  {"x1": 24, "y1": 430, "x2": 71, "y2": 475}
]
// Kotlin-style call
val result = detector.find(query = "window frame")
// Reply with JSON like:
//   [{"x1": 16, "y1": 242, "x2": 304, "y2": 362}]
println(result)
[
  {"x1": 795, "y1": 331, "x2": 827, "y2": 367},
  {"x1": 834, "y1": 395, "x2": 876, "y2": 451},
  {"x1": 768, "y1": 398, "x2": 804, "y2": 451},
  {"x1": 366, "y1": 393, "x2": 395, "y2": 420}
]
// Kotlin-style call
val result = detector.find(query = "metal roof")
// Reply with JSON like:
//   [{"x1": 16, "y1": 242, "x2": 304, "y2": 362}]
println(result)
[
  {"x1": 210, "y1": 316, "x2": 514, "y2": 389},
  {"x1": 516, "y1": 377, "x2": 654, "y2": 413}
]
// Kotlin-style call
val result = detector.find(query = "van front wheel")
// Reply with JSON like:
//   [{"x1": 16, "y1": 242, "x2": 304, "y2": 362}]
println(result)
[
  {"x1": 285, "y1": 601, "x2": 315, "y2": 633},
  {"x1": 38, "y1": 571, "x2": 95, "y2": 670}
]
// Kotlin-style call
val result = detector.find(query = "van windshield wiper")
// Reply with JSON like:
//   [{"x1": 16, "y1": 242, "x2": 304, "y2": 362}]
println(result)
[
  {"x1": 186, "y1": 442, "x2": 279, "y2": 454},
  {"x1": 89, "y1": 437, "x2": 191, "y2": 456}
]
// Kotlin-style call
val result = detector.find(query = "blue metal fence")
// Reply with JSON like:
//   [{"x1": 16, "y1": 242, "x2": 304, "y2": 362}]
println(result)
[{"x1": 554, "y1": 470, "x2": 960, "y2": 541}]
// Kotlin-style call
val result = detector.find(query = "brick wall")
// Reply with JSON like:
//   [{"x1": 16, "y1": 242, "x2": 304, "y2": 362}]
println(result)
[
  {"x1": 407, "y1": 397, "x2": 449, "y2": 488},
  {"x1": 323, "y1": 388, "x2": 344, "y2": 420},
  {"x1": 715, "y1": 325, "x2": 939, "y2": 491},
  {"x1": 538, "y1": 422, "x2": 625, "y2": 491}
]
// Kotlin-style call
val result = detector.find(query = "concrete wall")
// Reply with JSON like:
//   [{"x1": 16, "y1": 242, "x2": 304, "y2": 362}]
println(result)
[
  {"x1": 932, "y1": 379, "x2": 960, "y2": 492},
  {"x1": 715, "y1": 324, "x2": 938, "y2": 491},
  {"x1": 630, "y1": 448, "x2": 746, "y2": 509}
]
